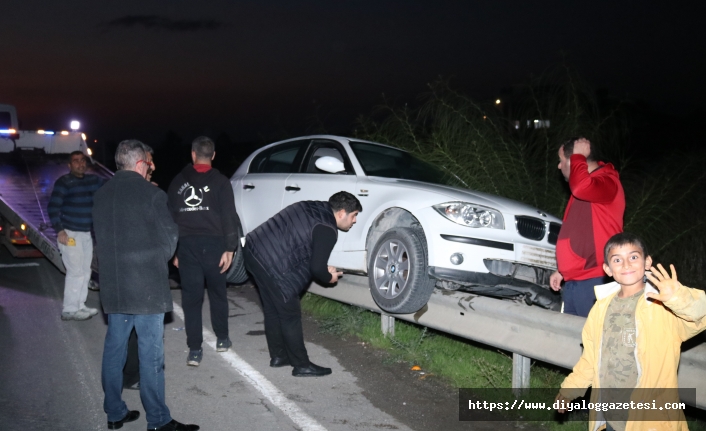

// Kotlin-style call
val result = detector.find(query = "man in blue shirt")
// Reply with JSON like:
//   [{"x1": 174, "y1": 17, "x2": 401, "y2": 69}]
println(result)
[{"x1": 48, "y1": 150, "x2": 105, "y2": 321}]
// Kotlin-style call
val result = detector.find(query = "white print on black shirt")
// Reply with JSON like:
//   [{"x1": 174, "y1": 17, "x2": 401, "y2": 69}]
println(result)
[{"x1": 178, "y1": 183, "x2": 211, "y2": 212}]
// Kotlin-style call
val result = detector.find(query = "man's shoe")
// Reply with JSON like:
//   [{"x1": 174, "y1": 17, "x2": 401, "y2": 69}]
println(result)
[
  {"x1": 72, "y1": 309, "x2": 94, "y2": 321},
  {"x1": 80, "y1": 305, "x2": 99, "y2": 317},
  {"x1": 270, "y1": 357, "x2": 291, "y2": 367},
  {"x1": 108, "y1": 410, "x2": 140, "y2": 429},
  {"x1": 88, "y1": 279, "x2": 100, "y2": 291},
  {"x1": 148, "y1": 419, "x2": 200, "y2": 431},
  {"x1": 123, "y1": 381, "x2": 140, "y2": 390},
  {"x1": 61, "y1": 309, "x2": 93, "y2": 321},
  {"x1": 187, "y1": 349, "x2": 202, "y2": 366},
  {"x1": 216, "y1": 338, "x2": 232, "y2": 352},
  {"x1": 292, "y1": 362, "x2": 332, "y2": 377}
]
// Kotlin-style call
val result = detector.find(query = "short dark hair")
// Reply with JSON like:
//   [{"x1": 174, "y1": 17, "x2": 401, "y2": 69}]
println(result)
[
  {"x1": 329, "y1": 191, "x2": 362, "y2": 214},
  {"x1": 192, "y1": 136, "x2": 215, "y2": 160},
  {"x1": 69, "y1": 150, "x2": 85, "y2": 161},
  {"x1": 604, "y1": 232, "x2": 649, "y2": 263},
  {"x1": 561, "y1": 137, "x2": 596, "y2": 162}
]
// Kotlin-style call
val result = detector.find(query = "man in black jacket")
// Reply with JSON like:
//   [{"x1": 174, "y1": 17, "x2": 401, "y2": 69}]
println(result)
[
  {"x1": 244, "y1": 191, "x2": 361, "y2": 377},
  {"x1": 167, "y1": 136, "x2": 239, "y2": 366},
  {"x1": 93, "y1": 140, "x2": 198, "y2": 431}
]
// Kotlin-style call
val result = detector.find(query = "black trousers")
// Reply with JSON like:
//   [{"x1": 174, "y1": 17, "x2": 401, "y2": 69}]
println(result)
[
  {"x1": 244, "y1": 248, "x2": 310, "y2": 367},
  {"x1": 178, "y1": 236, "x2": 229, "y2": 350}
]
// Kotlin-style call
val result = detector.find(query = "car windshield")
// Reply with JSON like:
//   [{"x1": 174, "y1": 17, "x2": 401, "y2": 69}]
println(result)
[{"x1": 349, "y1": 141, "x2": 458, "y2": 186}]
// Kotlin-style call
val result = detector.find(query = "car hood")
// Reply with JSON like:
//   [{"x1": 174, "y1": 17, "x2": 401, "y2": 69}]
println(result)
[{"x1": 367, "y1": 177, "x2": 562, "y2": 221}]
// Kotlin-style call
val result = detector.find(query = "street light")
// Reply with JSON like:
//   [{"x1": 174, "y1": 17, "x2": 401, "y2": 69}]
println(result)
[
  {"x1": 70, "y1": 120, "x2": 80, "y2": 131},
  {"x1": 495, "y1": 99, "x2": 501, "y2": 105}
]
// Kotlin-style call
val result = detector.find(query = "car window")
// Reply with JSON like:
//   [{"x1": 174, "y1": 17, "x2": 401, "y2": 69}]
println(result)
[
  {"x1": 302, "y1": 141, "x2": 353, "y2": 174},
  {"x1": 0, "y1": 112, "x2": 11, "y2": 129},
  {"x1": 349, "y1": 141, "x2": 453, "y2": 185},
  {"x1": 248, "y1": 140, "x2": 310, "y2": 174}
]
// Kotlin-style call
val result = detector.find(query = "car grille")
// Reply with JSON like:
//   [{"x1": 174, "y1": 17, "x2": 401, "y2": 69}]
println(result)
[
  {"x1": 515, "y1": 216, "x2": 546, "y2": 241},
  {"x1": 548, "y1": 222, "x2": 561, "y2": 245}
]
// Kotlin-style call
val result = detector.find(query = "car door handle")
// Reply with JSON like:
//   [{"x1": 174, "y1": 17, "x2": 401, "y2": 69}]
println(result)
[
  {"x1": 285, "y1": 186, "x2": 300, "y2": 191},
  {"x1": 243, "y1": 184, "x2": 255, "y2": 190}
]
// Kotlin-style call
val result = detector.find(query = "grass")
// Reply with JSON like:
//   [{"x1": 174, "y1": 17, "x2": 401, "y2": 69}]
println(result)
[
  {"x1": 300, "y1": 62, "x2": 706, "y2": 428},
  {"x1": 353, "y1": 66, "x2": 706, "y2": 288},
  {"x1": 301, "y1": 293, "x2": 706, "y2": 430}
]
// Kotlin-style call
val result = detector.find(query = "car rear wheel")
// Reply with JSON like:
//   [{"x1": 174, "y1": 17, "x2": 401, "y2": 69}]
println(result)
[
  {"x1": 368, "y1": 227, "x2": 436, "y2": 314},
  {"x1": 226, "y1": 221, "x2": 248, "y2": 285}
]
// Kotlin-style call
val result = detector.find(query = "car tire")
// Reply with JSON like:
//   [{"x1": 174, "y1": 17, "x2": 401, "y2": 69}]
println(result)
[
  {"x1": 368, "y1": 227, "x2": 436, "y2": 314},
  {"x1": 226, "y1": 221, "x2": 248, "y2": 285}
]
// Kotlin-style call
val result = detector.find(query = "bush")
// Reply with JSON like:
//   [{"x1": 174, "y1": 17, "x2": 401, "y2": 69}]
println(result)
[{"x1": 354, "y1": 67, "x2": 706, "y2": 287}]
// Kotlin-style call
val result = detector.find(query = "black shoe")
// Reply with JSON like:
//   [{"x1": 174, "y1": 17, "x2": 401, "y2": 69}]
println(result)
[
  {"x1": 270, "y1": 357, "x2": 291, "y2": 367},
  {"x1": 123, "y1": 381, "x2": 140, "y2": 390},
  {"x1": 108, "y1": 410, "x2": 140, "y2": 429},
  {"x1": 292, "y1": 362, "x2": 332, "y2": 377},
  {"x1": 148, "y1": 419, "x2": 200, "y2": 431}
]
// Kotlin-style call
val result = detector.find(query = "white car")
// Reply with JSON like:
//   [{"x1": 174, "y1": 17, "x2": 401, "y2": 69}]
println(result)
[{"x1": 228, "y1": 135, "x2": 562, "y2": 314}]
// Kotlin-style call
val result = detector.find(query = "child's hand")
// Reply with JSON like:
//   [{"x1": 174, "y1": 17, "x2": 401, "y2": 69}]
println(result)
[
  {"x1": 646, "y1": 263, "x2": 682, "y2": 303},
  {"x1": 555, "y1": 392, "x2": 570, "y2": 413}
]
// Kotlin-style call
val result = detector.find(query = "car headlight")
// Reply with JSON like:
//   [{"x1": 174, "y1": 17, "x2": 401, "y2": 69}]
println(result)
[{"x1": 433, "y1": 202, "x2": 505, "y2": 229}]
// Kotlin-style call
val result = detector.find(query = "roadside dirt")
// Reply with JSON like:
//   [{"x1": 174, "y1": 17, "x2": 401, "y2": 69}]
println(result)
[{"x1": 237, "y1": 283, "x2": 543, "y2": 431}]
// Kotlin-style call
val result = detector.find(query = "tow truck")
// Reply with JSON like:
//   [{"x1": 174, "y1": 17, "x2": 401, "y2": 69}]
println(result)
[{"x1": 0, "y1": 103, "x2": 112, "y2": 272}]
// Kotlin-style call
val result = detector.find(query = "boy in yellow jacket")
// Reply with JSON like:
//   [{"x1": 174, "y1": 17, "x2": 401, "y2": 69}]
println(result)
[{"x1": 555, "y1": 233, "x2": 706, "y2": 431}]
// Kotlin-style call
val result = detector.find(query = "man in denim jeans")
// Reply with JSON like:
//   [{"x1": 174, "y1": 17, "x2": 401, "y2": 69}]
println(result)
[{"x1": 93, "y1": 140, "x2": 199, "y2": 431}]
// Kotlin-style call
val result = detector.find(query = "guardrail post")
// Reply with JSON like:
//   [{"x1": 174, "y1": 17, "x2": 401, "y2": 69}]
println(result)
[
  {"x1": 381, "y1": 314, "x2": 395, "y2": 337},
  {"x1": 512, "y1": 353, "x2": 530, "y2": 396}
]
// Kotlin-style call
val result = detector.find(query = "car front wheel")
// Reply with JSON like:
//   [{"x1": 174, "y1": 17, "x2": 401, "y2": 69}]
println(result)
[
  {"x1": 226, "y1": 220, "x2": 248, "y2": 285},
  {"x1": 368, "y1": 227, "x2": 436, "y2": 314}
]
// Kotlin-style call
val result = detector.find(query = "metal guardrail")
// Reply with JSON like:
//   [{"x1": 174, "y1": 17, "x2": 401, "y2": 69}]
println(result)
[{"x1": 308, "y1": 274, "x2": 706, "y2": 410}]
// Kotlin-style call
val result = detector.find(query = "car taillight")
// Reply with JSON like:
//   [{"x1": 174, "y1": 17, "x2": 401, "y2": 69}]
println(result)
[{"x1": 10, "y1": 227, "x2": 31, "y2": 245}]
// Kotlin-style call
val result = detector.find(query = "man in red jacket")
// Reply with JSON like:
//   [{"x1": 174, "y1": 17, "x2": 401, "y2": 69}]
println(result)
[{"x1": 549, "y1": 137, "x2": 625, "y2": 317}]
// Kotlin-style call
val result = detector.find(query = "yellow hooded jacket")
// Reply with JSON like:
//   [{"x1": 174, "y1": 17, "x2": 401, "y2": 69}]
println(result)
[{"x1": 559, "y1": 281, "x2": 706, "y2": 431}]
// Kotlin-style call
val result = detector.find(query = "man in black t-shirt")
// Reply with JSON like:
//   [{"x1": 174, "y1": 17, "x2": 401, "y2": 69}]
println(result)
[
  {"x1": 244, "y1": 192, "x2": 361, "y2": 377},
  {"x1": 167, "y1": 136, "x2": 239, "y2": 367}
]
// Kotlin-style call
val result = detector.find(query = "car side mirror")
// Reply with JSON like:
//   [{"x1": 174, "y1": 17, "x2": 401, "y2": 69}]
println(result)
[{"x1": 315, "y1": 156, "x2": 346, "y2": 174}]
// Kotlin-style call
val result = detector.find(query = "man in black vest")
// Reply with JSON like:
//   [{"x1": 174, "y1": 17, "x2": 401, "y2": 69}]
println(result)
[
  {"x1": 244, "y1": 191, "x2": 362, "y2": 377},
  {"x1": 168, "y1": 136, "x2": 239, "y2": 367}
]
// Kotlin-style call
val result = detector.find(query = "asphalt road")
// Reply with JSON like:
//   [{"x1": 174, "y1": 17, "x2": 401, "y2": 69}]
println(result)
[{"x1": 0, "y1": 246, "x2": 532, "y2": 431}]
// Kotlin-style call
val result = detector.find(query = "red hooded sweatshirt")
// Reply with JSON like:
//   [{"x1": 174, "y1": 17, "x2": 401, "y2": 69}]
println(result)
[{"x1": 556, "y1": 154, "x2": 625, "y2": 281}]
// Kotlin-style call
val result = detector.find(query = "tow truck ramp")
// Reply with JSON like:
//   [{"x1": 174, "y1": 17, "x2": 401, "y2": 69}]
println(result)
[{"x1": 0, "y1": 150, "x2": 112, "y2": 273}]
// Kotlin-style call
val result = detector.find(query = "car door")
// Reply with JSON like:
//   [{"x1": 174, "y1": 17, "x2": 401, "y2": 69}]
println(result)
[
  {"x1": 238, "y1": 140, "x2": 309, "y2": 233},
  {"x1": 281, "y1": 139, "x2": 359, "y2": 268}
]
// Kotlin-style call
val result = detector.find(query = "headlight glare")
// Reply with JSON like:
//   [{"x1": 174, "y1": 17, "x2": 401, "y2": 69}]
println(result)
[{"x1": 433, "y1": 202, "x2": 504, "y2": 229}]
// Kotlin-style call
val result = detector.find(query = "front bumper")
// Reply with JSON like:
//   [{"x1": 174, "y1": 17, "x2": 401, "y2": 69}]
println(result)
[{"x1": 427, "y1": 265, "x2": 560, "y2": 309}]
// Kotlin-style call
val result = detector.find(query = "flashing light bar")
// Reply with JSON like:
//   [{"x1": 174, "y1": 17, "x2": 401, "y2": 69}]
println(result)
[
  {"x1": 81, "y1": 133, "x2": 87, "y2": 141},
  {"x1": 0, "y1": 128, "x2": 17, "y2": 134},
  {"x1": 60, "y1": 131, "x2": 69, "y2": 136},
  {"x1": 87, "y1": 148, "x2": 93, "y2": 156},
  {"x1": 37, "y1": 130, "x2": 55, "y2": 135}
]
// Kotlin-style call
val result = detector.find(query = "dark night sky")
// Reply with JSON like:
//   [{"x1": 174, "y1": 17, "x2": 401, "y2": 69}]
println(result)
[{"x1": 1, "y1": 1, "x2": 703, "y2": 144}]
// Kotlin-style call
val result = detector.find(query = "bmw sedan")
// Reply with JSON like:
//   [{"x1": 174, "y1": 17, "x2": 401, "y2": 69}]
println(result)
[{"x1": 228, "y1": 135, "x2": 562, "y2": 314}]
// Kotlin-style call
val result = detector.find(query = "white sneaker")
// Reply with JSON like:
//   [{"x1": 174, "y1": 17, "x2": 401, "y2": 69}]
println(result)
[
  {"x1": 80, "y1": 306, "x2": 99, "y2": 317},
  {"x1": 71, "y1": 309, "x2": 93, "y2": 321}
]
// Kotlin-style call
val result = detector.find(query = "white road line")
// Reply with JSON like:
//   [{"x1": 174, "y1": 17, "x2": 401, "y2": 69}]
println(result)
[
  {"x1": 0, "y1": 263, "x2": 40, "y2": 268},
  {"x1": 171, "y1": 303, "x2": 328, "y2": 431}
]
